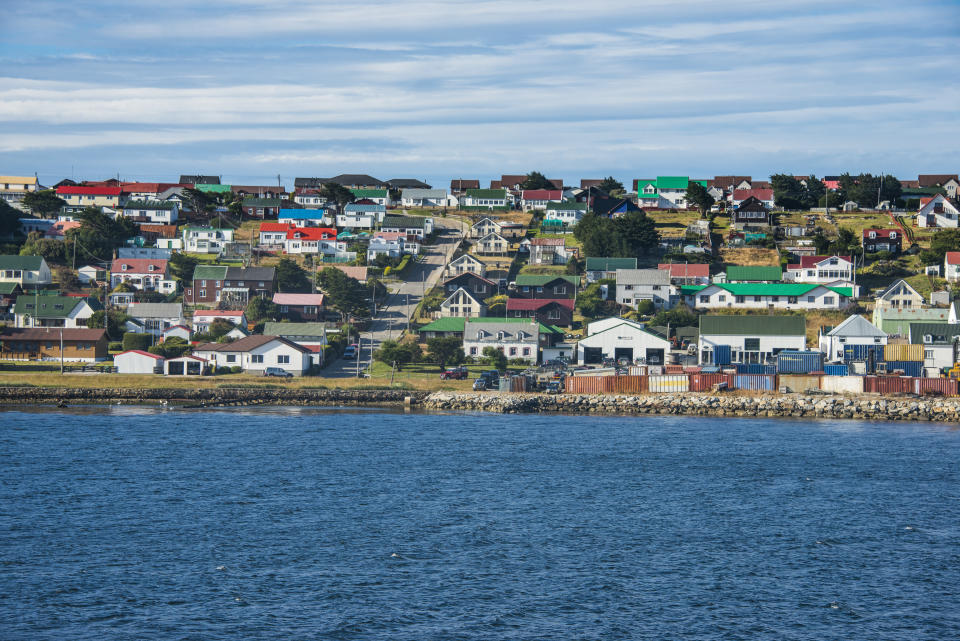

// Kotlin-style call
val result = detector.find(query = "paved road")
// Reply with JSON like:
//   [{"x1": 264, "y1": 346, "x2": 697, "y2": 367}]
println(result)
[{"x1": 324, "y1": 215, "x2": 468, "y2": 378}]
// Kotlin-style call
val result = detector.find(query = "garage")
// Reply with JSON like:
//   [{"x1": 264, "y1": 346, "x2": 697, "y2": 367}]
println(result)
[{"x1": 576, "y1": 320, "x2": 672, "y2": 366}]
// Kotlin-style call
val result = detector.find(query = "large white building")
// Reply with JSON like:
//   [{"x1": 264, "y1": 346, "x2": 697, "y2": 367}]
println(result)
[
  {"x1": 683, "y1": 283, "x2": 851, "y2": 311},
  {"x1": 916, "y1": 194, "x2": 960, "y2": 228},
  {"x1": 698, "y1": 315, "x2": 807, "y2": 366},
  {"x1": 575, "y1": 317, "x2": 671, "y2": 365}
]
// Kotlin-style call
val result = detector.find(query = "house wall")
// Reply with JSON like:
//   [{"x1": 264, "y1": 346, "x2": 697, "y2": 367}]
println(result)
[
  {"x1": 463, "y1": 339, "x2": 537, "y2": 363},
  {"x1": 687, "y1": 287, "x2": 847, "y2": 310},
  {"x1": 198, "y1": 342, "x2": 309, "y2": 375},
  {"x1": 616, "y1": 283, "x2": 672, "y2": 309},
  {"x1": 699, "y1": 334, "x2": 806, "y2": 365},
  {"x1": 0, "y1": 264, "x2": 52, "y2": 286},
  {"x1": 0, "y1": 336, "x2": 108, "y2": 362},
  {"x1": 115, "y1": 352, "x2": 164, "y2": 374},
  {"x1": 576, "y1": 327, "x2": 670, "y2": 365},
  {"x1": 508, "y1": 304, "x2": 573, "y2": 327},
  {"x1": 441, "y1": 289, "x2": 486, "y2": 318}
]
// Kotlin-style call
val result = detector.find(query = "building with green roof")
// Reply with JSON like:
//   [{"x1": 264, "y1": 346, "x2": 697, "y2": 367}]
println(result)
[
  {"x1": 0, "y1": 255, "x2": 52, "y2": 287},
  {"x1": 725, "y1": 265, "x2": 782, "y2": 282},
  {"x1": 350, "y1": 189, "x2": 390, "y2": 205},
  {"x1": 463, "y1": 189, "x2": 511, "y2": 209},
  {"x1": 698, "y1": 314, "x2": 808, "y2": 365},
  {"x1": 682, "y1": 282, "x2": 851, "y2": 311},
  {"x1": 634, "y1": 176, "x2": 709, "y2": 210},
  {"x1": 13, "y1": 294, "x2": 101, "y2": 328},
  {"x1": 417, "y1": 316, "x2": 565, "y2": 341},
  {"x1": 196, "y1": 184, "x2": 232, "y2": 194},
  {"x1": 585, "y1": 257, "x2": 637, "y2": 282}
]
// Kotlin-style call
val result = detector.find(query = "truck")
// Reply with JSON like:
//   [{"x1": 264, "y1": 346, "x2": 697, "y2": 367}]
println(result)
[{"x1": 440, "y1": 366, "x2": 469, "y2": 380}]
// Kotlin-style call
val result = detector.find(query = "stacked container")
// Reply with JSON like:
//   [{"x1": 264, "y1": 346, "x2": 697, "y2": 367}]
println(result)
[{"x1": 776, "y1": 351, "x2": 825, "y2": 374}]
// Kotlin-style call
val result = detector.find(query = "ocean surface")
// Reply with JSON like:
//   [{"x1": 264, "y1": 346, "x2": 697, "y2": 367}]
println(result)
[{"x1": 1, "y1": 406, "x2": 958, "y2": 640}]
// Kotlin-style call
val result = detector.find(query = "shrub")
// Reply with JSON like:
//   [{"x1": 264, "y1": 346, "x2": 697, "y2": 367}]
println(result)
[
  {"x1": 121, "y1": 332, "x2": 151, "y2": 352},
  {"x1": 108, "y1": 341, "x2": 123, "y2": 352}
]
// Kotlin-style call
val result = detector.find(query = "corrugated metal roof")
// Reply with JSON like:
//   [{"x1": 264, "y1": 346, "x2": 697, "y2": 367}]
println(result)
[
  {"x1": 699, "y1": 314, "x2": 806, "y2": 336},
  {"x1": 515, "y1": 274, "x2": 580, "y2": 287},
  {"x1": 726, "y1": 265, "x2": 782, "y2": 281}
]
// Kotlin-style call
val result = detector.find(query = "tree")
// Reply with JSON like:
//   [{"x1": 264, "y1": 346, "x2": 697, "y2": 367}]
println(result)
[
  {"x1": 481, "y1": 346, "x2": 507, "y2": 371},
  {"x1": 70, "y1": 207, "x2": 137, "y2": 263},
  {"x1": 484, "y1": 294, "x2": 507, "y2": 316},
  {"x1": 802, "y1": 177, "x2": 826, "y2": 209},
  {"x1": 19, "y1": 232, "x2": 67, "y2": 265},
  {"x1": 920, "y1": 229, "x2": 960, "y2": 265},
  {"x1": 148, "y1": 336, "x2": 190, "y2": 359},
  {"x1": 245, "y1": 297, "x2": 278, "y2": 324},
  {"x1": 611, "y1": 210, "x2": 659, "y2": 256},
  {"x1": 55, "y1": 265, "x2": 81, "y2": 291},
  {"x1": 427, "y1": 336, "x2": 465, "y2": 370},
  {"x1": 168, "y1": 252, "x2": 199, "y2": 282},
  {"x1": 597, "y1": 176, "x2": 624, "y2": 194},
  {"x1": 374, "y1": 339, "x2": 421, "y2": 371},
  {"x1": 87, "y1": 308, "x2": 130, "y2": 342},
  {"x1": 321, "y1": 182, "x2": 356, "y2": 210},
  {"x1": 180, "y1": 187, "x2": 215, "y2": 215},
  {"x1": 22, "y1": 190, "x2": 66, "y2": 217},
  {"x1": 317, "y1": 266, "x2": 370, "y2": 319},
  {"x1": 276, "y1": 257, "x2": 311, "y2": 292},
  {"x1": 771, "y1": 174, "x2": 805, "y2": 210},
  {"x1": 521, "y1": 171, "x2": 553, "y2": 190},
  {"x1": 650, "y1": 304, "x2": 698, "y2": 329},
  {"x1": 0, "y1": 200, "x2": 23, "y2": 239},
  {"x1": 122, "y1": 332, "x2": 152, "y2": 351},
  {"x1": 684, "y1": 182, "x2": 715, "y2": 217}
]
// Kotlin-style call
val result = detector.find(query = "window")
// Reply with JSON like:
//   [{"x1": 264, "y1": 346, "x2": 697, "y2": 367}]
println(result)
[
  {"x1": 509, "y1": 347, "x2": 517, "y2": 356},
  {"x1": 470, "y1": 347, "x2": 478, "y2": 355},
  {"x1": 536, "y1": 287, "x2": 543, "y2": 293},
  {"x1": 226, "y1": 355, "x2": 236, "y2": 363},
  {"x1": 718, "y1": 295, "x2": 726, "y2": 302},
  {"x1": 280, "y1": 305, "x2": 289, "y2": 312},
  {"x1": 874, "y1": 337, "x2": 882, "y2": 344},
  {"x1": 201, "y1": 280, "x2": 207, "y2": 287},
  {"x1": 251, "y1": 355, "x2": 264, "y2": 363},
  {"x1": 823, "y1": 297, "x2": 834, "y2": 305},
  {"x1": 807, "y1": 296, "x2": 815, "y2": 303},
  {"x1": 199, "y1": 289, "x2": 206, "y2": 297},
  {"x1": 522, "y1": 347, "x2": 531, "y2": 356},
  {"x1": 788, "y1": 296, "x2": 798, "y2": 304},
  {"x1": 699, "y1": 295, "x2": 709, "y2": 303},
  {"x1": 548, "y1": 309, "x2": 560, "y2": 320},
  {"x1": 554, "y1": 286, "x2": 567, "y2": 294},
  {"x1": 277, "y1": 355, "x2": 290, "y2": 364},
  {"x1": 735, "y1": 296, "x2": 744, "y2": 303},
  {"x1": 744, "y1": 338, "x2": 760, "y2": 351},
  {"x1": 925, "y1": 350, "x2": 934, "y2": 359}
]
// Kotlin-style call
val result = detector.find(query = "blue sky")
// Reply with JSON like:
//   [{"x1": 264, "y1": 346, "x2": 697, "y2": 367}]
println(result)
[{"x1": 2, "y1": 0, "x2": 958, "y2": 189}]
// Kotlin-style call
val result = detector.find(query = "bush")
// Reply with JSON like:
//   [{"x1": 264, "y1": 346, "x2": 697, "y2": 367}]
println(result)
[
  {"x1": 121, "y1": 332, "x2": 151, "y2": 351},
  {"x1": 635, "y1": 300, "x2": 655, "y2": 315},
  {"x1": 108, "y1": 341, "x2": 123, "y2": 352}
]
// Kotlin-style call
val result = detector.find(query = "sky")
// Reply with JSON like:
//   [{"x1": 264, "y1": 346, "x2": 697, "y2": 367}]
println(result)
[{"x1": 1, "y1": 0, "x2": 958, "y2": 189}]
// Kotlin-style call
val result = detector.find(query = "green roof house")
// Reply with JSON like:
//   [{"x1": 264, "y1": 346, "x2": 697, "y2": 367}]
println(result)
[
  {"x1": 463, "y1": 189, "x2": 511, "y2": 209},
  {"x1": 635, "y1": 176, "x2": 708, "y2": 210},
  {"x1": 683, "y1": 282, "x2": 851, "y2": 310},
  {"x1": 698, "y1": 314, "x2": 808, "y2": 365},
  {"x1": 14, "y1": 294, "x2": 101, "y2": 328},
  {"x1": 0, "y1": 255, "x2": 52, "y2": 287},
  {"x1": 350, "y1": 189, "x2": 391, "y2": 205}
]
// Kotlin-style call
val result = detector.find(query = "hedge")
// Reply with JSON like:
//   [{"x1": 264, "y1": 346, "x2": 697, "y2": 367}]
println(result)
[{"x1": 121, "y1": 333, "x2": 152, "y2": 352}]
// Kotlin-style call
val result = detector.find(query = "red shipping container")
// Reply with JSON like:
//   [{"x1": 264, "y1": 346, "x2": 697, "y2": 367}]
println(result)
[
  {"x1": 683, "y1": 366, "x2": 703, "y2": 374},
  {"x1": 612, "y1": 375, "x2": 648, "y2": 394},
  {"x1": 914, "y1": 378, "x2": 958, "y2": 397},
  {"x1": 864, "y1": 376, "x2": 914, "y2": 395},
  {"x1": 565, "y1": 376, "x2": 613, "y2": 394},
  {"x1": 663, "y1": 365, "x2": 684, "y2": 374},
  {"x1": 689, "y1": 374, "x2": 728, "y2": 392}
]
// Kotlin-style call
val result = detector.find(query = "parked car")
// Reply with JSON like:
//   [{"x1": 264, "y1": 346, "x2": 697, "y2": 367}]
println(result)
[
  {"x1": 472, "y1": 378, "x2": 489, "y2": 391},
  {"x1": 544, "y1": 380, "x2": 562, "y2": 394},
  {"x1": 264, "y1": 367, "x2": 293, "y2": 378},
  {"x1": 440, "y1": 366, "x2": 469, "y2": 380},
  {"x1": 343, "y1": 344, "x2": 358, "y2": 359}
]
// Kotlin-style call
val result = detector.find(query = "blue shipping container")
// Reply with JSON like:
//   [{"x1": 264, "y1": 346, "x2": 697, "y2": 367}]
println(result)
[
  {"x1": 884, "y1": 361, "x2": 924, "y2": 378},
  {"x1": 824, "y1": 364, "x2": 849, "y2": 376},
  {"x1": 734, "y1": 374, "x2": 776, "y2": 391},
  {"x1": 777, "y1": 351, "x2": 825, "y2": 374},
  {"x1": 714, "y1": 345, "x2": 732, "y2": 366},
  {"x1": 700, "y1": 366, "x2": 721, "y2": 374},
  {"x1": 843, "y1": 344, "x2": 882, "y2": 363},
  {"x1": 736, "y1": 363, "x2": 776, "y2": 375}
]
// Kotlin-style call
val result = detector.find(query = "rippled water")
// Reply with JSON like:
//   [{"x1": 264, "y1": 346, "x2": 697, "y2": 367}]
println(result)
[{"x1": 1, "y1": 406, "x2": 959, "y2": 640}]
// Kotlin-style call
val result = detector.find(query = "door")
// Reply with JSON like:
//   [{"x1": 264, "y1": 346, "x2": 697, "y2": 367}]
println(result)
[
  {"x1": 614, "y1": 347, "x2": 634, "y2": 363},
  {"x1": 583, "y1": 346, "x2": 603, "y2": 364},
  {"x1": 645, "y1": 348, "x2": 664, "y2": 365}
]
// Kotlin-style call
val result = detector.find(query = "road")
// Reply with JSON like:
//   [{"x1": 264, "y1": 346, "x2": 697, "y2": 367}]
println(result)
[{"x1": 324, "y1": 215, "x2": 468, "y2": 378}]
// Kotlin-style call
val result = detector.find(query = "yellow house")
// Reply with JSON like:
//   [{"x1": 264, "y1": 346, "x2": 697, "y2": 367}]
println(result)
[
  {"x1": 0, "y1": 175, "x2": 38, "y2": 205},
  {"x1": 55, "y1": 185, "x2": 124, "y2": 207}
]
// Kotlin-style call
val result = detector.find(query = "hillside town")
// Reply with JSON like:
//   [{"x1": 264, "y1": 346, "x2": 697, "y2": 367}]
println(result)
[{"x1": 2, "y1": 170, "x2": 960, "y2": 395}]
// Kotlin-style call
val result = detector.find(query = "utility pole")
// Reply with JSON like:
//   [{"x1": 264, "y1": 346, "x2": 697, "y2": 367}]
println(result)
[{"x1": 59, "y1": 328, "x2": 64, "y2": 374}]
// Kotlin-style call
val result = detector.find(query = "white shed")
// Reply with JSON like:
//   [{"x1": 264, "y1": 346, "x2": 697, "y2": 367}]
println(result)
[
  {"x1": 576, "y1": 321, "x2": 671, "y2": 365},
  {"x1": 114, "y1": 349, "x2": 164, "y2": 374}
]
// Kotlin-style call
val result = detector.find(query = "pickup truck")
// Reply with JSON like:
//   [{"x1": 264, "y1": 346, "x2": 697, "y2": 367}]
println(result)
[{"x1": 440, "y1": 366, "x2": 469, "y2": 380}]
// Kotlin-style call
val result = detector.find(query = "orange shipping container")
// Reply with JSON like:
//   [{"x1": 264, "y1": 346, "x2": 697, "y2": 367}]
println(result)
[
  {"x1": 565, "y1": 376, "x2": 613, "y2": 394},
  {"x1": 689, "y1": 374, "x2": 728, "y2": 392},
  {"x1": 914, "y1": 378, "x2": 958, "y2": 396},
  {"x1": 612, "y1": 375, "x2": 648, "y2": 394},
  {"x1": 864, "y1": 376, "x2": 914, "y2": 395}
]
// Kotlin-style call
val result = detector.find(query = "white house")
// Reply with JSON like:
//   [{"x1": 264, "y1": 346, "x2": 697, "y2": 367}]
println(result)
[
  {"x1": 544, "y1": 201, "x2": 588, "y2": 225},
  {"x1": 163, "y1": 354, "x2": 209, "y2": 376},
  {"x1": 440, "y1": 287, "x2": 487, "y2": 318},
  {"x1": 445, "y1": 254, "x2": 486, "y2": 278},
  {"x1": 463, "y1": 189, "x2": 511, "y2": 209},
  {"x1": 120, "y1": 200, "x2": 179, "y2": 224},
  {"x1": 401, "y1": 189, "x2": 450, "y2": 207},
  {"x1": 475, "y1": 232, "x2": 509, "y2": 255},
  {"x1": 818, "y1": 314, "x2": 887, "y2": 362},
  {"x1": 615, "y1": 269, "x2": 674, "y2": 309},
  {"x1": 161, "y1": 324, "x2": 192, "y2": 342},
  {"x1": 114, "y1": 350, "x2": 165, "y2": 374},
  {"x1": 278, "y1": 208, "x2": 333, "y2": 227},
  {"x1": 575, "y1": 318, "x2": 671, "y2": 365},
  {"x1": 259, "y1": 222, "x2": 289, "y2": 246},
  {"x1": 528, "y1": 238, "x2": 575, "y2": 265},
  {"x1": 520, "y1": 190, "x2": 563, "y2": 211},
  {"x1": 945, "y1": 252, "x2": 960, "y2": 282},
  {"x1": 872, "y1": 279, "x2": 925, "y2": 312},
  {"x1": 343, "y1": 203, "x2": 386, "y2": 224},
  {"x1": 367, "y1": 238, "x2": 405, "y2": 261},
  {"x1": 262, "y1": 322, "x2": 329, "y2": 367},
  {"x1": 125, "y1": 302, "x2": 185, "y2": 337},
  {"x1": 193, "y1": 334, "x2": 311, "y2": 375},
  {"x1": 283, "y1": 227, "x2": 343, "y2": 256},
  {"x1": 110, "y1": 258, "x2": 176, "y2": 293},
  {"x1": 182, "y1": 227, "x2": 234, "y2": 253},
  {"x1": 192, "y1": 309, "x2": 247, "y2": 333},
  {"x1": 463, "y1": 319, "x2": 540, "y2": 363},
  {"x1": 381, "y1": 215, "x2": 432, "y2": 237},
  {"x1": 698, "y1": 315, "x2": 807, "y2": 366},
  {"x1": 336, "y1": 211, "x2": 377, "y2": 230},
  {"x1": 916, "y1": 194, "x2": 960, "y2": 228},
  {"x1": 0, "y1": 255, "x2": 52, "y2": 287},
  {"x1": 910, "y1": 323, "x2": 960, "y2": 370},
  {"x1": 77, "y1": 265, "x2": 107, "y2": 286},
  {"x1": 684, "y1": 283, "x2": 851, "y2": 311},
  {"x1": 14, "y1": 294, "x2": 99, "y2": 329}
]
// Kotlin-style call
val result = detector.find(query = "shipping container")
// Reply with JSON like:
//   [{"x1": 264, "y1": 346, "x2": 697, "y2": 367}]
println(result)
[
  {"x1": 714, "y1": 345, "x2": 732, "y2": 366},
  {"x1": 682, "y1": 366, "x2": 702, "y2": 374},
  {"x1": 612, "y1": 375, "x2": 648, "y2": 395},
  {"x1": 733, "y1": 374, "x2": 776, "y2": 391},
  {"x1": 627, "y1": 366, "x2": 647, "y2": 376},
  {"x1": 843, "y1": 344, "x2": 883, "y2": 366},
  {"x1": 647, "y1": 365, "x2": 664, "y2": 376},
  {"x1": 565, "y1": 376, "x2": 613, "y2": 394},
  {"x1": 820, "y1": 375, "x2": 864, "y2": 394},
  {"x1": 648, "y1": 375, "x2": 689, "y2": 393},
  {"x1": 497, "y1": 376, "x2": 527, "y2": 393},
  {"x1": 700, "y1": 366, "x2": 721, "y2": 374},
  {"x1": 864, "y1": 376, "x2": 913, "y2": 395},
  {"x1": 689, "y1": 373, "x2": 728, "y2": 392},
  {"x1": 883, "y1": 361, "x2": 924, "y2": 378},
  {"x1": 883, "y1": 344, "x2": 924, "y2": 363},
  {"x1": 777, "y1": 374, "x2": 821, "y2": 393},
  {"x1": 776, "y1": 351, "x2": 825, "y2": 374},
  {"x1": 824, "y1": 364, "x2": 849, "y2": 376},
  {"x1": 914, "y1": 377, "x2": 958, "y2": 397},
  {"x1": 573, "y1": 367, "x2": 616, "y2": 376},
  {"x1": 735, "y1": 363, "x2": 776, "y2": 375},
  {"x1": 849, "y1": 361, "x2": 867, "y2": 375},
  {"x1": 663, "y1": 365, "x2": 684, "y2": 375}
]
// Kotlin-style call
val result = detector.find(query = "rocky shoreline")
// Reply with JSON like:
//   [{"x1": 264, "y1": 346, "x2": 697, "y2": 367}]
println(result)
[{"x1": 1, "y1": 386, "x2": 958, "y2": 422}]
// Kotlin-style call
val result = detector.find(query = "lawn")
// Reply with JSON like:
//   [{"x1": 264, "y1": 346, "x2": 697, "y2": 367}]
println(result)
[{"x1": 719, "y1": 248, "x2": 781, "y2": 266}]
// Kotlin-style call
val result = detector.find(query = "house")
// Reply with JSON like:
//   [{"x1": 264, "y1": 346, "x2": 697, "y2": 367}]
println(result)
[
  {"x1": 185, "y1": 266, "x2": 276, "y2": 307},
  {"x1": 658, "y1": 263, "x2": 710, "y2": 286},
  {"x1": 179, "y1": 175, "x2": 220, "y2": 185},
  {"x1": 732, "y1": 189, "x2": 775, "y2": 209},
  {"x1": 401, "y1": 189, "x2": 449, "y2": 207},
  {"x1": 231, "y1": 185, "x2": 286, "y2": 199},
  {"x1": 682, "y1": 283, "x2": 851, "y2": 310},
  {"x1": 387, "y1": 178, "x2": 431, "y2": 190},
  {"x1": 350, "y1": 189, "x2": 391, "y2": 206},
  {"x1": 543, "y1": 201, "x2": 588, "y2": 226},
  {"x1": 0, "y1": 282, "x2": 23, "y2": 320},
  {"x1": 161, "y1": 324, "x2": 191, "y2": 342},
  {"x1": 381, "y1": 215, "x2": 432, "y2": 237},
  {"x1": 0, "y1": 175, "x2": 39, "y2": 207},
  {"x1": 945, "y1": 252, "x2": 960, "y2": 282},
  {"x1": 862, "y1": 228, "x2": 902, "y2": 254},
  {"x1": 117, "y1": 247, "x2": 172, "y2": 260},
  {"x1": 513, "y1": 274, "x2": 578, "y2": 299},
  {"x1": 636, "y1": 180, "x2": 675, "y2": 209},
  {"x1": 506, "y1": 298, "x2": 574, "y2": 327},
  {"x1": 462, "y1": 189, "x2": 511, "y2": 209},
  {"x1": 874, "y1": 307, "x2": 951, "y2": 337},
  {"x1": 272, "y1": 293, "x2": 325, "y2": 322},
  {"x1": 712, "y1": 175, "x2": 752, "y2": 193},
  {"x1": 638, "y1": 177, "x2": 707, "y2": 209},
  {"x1": 120, "y1": 200, "x2": 179, "y2": 224},
  {"x1": 193, "y1": 335, "x2": 311, "y2": 376},
  {"x1": 0, "y1": 327, "x2": 108, "y2": 362},
  {"x1": 784, "y1": 255, "x2": 855, "y2": 288},
  {"x1": 56, "y1": 185, "x2": 125, "y2": 207},
  {"x1": 818, "y1": 314, "x2": 887, "y2": 362},
  {"x1": 110, "y1": 258, "x2": 175, "y2": 293},
  {"x1": 284, "y1": 227, "x2": 342, "y2": 255},
  {"x1": 114, "y1": 350, "x2": 165, "y2": 374},
  {"x1": 445, "y1": 254, "x2": 486, "y2": 278},
  {"x1": 916, "y1": 194, "x2": 960, "y2": 228},
  {"x1": 326, "y1": 265, "x2": 368, "y2": 284},
  {"x1": 125, "y1": 302, "x2": 185, "y2": 337},
  {"x1": 475, "y1": 232, "x2": 509, "y2": 255},
  {"x1": 450, "y1": 179, "x2": 480, "y2": 195},
  {"x1": 337, "y1": 210, "x2": 377, "y2": 230},
  {"x1": 442, "y1": 272, "x2": 497, "y2": 299},
  {"x1": 725, "y1": 265, "x2": 782, "y2": 282},
  {"x1": 440, "y1": 288, "x2": 487, "y2": 318},
  {"x1": 575, "y1": 318, "x2": 671, "y2": 365},
  {"x1": 873, "y1": 279, "x2": 925, "y2": 311},
  {"x1": 14, "y1": 294, "x2": 100, "y2": 328},
  {"x1": 182, "y1": 227, "x2": 234, "y2": 253},
  {"x1": 698, "y1": 315, "x2": 807, "y2": 366},
  {"x1": 366, "y1": 237, "x2": 405, "y2": 261},
  {"x1": 731, "y1": 196, "x2": 772, "y2": 228},
  {"x1": 292, "y1": 188, "x2": 329, "y2": 208},
  {"x1": 592, "y1": 196, "x2": 642, "y2": 218},
  {"x1": 241, "y1": 197, "x2": 285, "y2": 219},
  {"x1": 0, "y1": 255, "x2": 52, "y2": 287},
  {"x1": 615, "y1": 269, "x2": 674, "y2": 309},
  {"x1": 192, "y1": 309, "x2": 247, "y2": 333},
  {"x1": 308, "y1": 174, "x2": 386, "y2": 190},
  {"x1": 259, "y1": 222, "x2": 289, "y2": 247},
  {"x1": 462, "y1": 319, "x2": 541, "y2": 363},
  {"x1": 43, "y1": 220, "x2": 80, "y2": 240},
  {"x1": 528, "y1": 237, "x2": 575, "y2": 265},
  {"x1": 918, "y1": 174, "x2": 959, "y2": 198},
  {"x1": 417, "y1": 316, "x2": 467, "y2": 340},
  {"x1": 278, "y1": 208, "x2": 333, "y2": 227},
  {"x1": 163, "y1": 354, "x2": 209, "y2": 376},
  {"x1": 343, "y1": 203, "x2": 386, "y2": 223},
  {"x1": 261, "y1": 322, "x2": 328, "y2": 366},
  {"x1": 520, "y1": 190, "x2": 563, "y2": 211},
  {"x1": 139, "y1": 224, "x2": 181, "y2": 250},
  {"x1": 909, "y1": 322, "x2": 960, "y2": 370},
  {"x1": 471, "y1": 217, "x2": 504, "y2": 239},
  {"x1": 585, "y1": 257, "x2": 637, "y2": 283}
]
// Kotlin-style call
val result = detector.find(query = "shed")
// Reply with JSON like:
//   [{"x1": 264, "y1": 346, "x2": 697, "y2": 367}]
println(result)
[{"x1": 115, "y1": 350, "x2": 165, "y2": 374}]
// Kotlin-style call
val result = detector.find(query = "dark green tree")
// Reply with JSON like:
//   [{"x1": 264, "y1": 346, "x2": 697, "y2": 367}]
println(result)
[
  {"x1": 427, "y1": 336, "x2": 465, "y2": 369},
  {"x1": 20, "y1": 232, "x2": 67, "y2": 264},
  {"x1": 322, "y1": 182, "x2": 356, "y2": 210},
  {"x1": 148, "y1": 336, "x2": 190, "y2": 359},
  {"x1": 276, "y1": 257, "x2": 311, "y2": 292},
  {"x1": 771, "y1": 174, "x2": 805, "y2": 209},
  {"x1": 802, "y1": 177, "x2": 826, "y2": 209},
  {"x1": 245, "y1": 297, "x2": 279, "y2": 323},
  {"x1": 69, "y1": 207, "x2": 137, "y2": 262},
  {"x1": 180, "y1": 187, "x2": 215, "y2": 215},
  {"x1": 612, "y1": 210, "x2": 659, "y2": 256},
  {"x1": 650, "y1": 304, "x2": 698, "y2": 329},
  {"x1": 919, "y1": 229, "x2": 960, "y2": 264},
  {"x1": 481, "y1": 346, "x2": 507, "y2": 371},
  {"x1": 87, "y1": 308, "x2": 130, "y2": 342},
  {"x1": 22, "y1": 190, "x2": 66, "y2": 217},
  {"x1": 168, "y1": 252, "x2": 199, "y2": 282},
  {"x1": 317, "y1": 266, "x2": 370, "y2": 319},
  {"x1": 521, "y1": 171, "x2": 553, "y2": 190},
  {"x1": 374, "y1": 339, "x2": 422, "y2": 371},
  {"x1": 0, "y1": 200, "x2": 23, "y2": 239},
  {"x1": 597, "y1": 176, "x2": 624, "y2": 193},
  {"x1": 684, "y1": 182, "x2": 715, "y2": 217}
]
